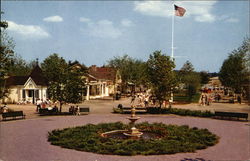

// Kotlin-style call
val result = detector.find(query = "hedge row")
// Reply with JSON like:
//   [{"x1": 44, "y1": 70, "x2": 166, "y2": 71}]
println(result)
[{"x1": 113, "y1": 107, "x2": 214, "y2": 118}]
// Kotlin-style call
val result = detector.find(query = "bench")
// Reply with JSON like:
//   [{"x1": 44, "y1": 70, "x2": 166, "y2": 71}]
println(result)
[
  {"x1": 2, "y1": 111, "x2": 26, "y2": 121},
  {"x1": 214, "y1": 111, "x2": 248, "y2": 121},
  {"x1": 79, "y1": 107, "x2": 90, "y2": 115},
  {"x1": 39, "y1": 108, "x2": 58, "y2": 115},
  {"x1": 121, "y1": 107, "x2": 147, "y2": 113}
]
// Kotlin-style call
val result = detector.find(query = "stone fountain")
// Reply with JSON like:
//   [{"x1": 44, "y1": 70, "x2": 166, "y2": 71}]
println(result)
[
  {"x1": 123, "y1": 105, "x2": 143, "y2": 139},
  {"x1": 101, "y1": 105, "x2": 161, "y2": 140}
]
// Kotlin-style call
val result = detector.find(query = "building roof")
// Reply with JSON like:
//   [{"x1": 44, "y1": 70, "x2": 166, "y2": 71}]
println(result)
[
  {"x1": 88, "y1": 65, "x2": 116, "y2": 82},
  {"x1": 6, "y1": 65, "x2": 47, "y2": 87}
]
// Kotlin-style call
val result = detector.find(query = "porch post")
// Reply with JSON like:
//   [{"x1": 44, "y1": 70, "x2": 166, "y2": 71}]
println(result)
[{"x1": 86, "y1": 85, "x2": 90, "y2": 100}]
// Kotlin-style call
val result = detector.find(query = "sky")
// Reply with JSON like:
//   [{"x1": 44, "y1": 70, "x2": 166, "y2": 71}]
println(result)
[{"x1": 2, "y1": 0, "x2": 249, "y2": 72}]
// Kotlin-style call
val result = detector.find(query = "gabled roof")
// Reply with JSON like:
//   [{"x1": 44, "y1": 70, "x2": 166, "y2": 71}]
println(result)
[
  {"x1": 29, "y1": 65, "x2": 47, "y2": 86},
  {"x1": 88, "y1": 65, "x2": 116, "y2": 81},
  {"x1": 5, "y1": 76, "x2": 29, "y2": 86},
  {"x1": 6, "y1": 65, "x2": 47, "y2": 87}
]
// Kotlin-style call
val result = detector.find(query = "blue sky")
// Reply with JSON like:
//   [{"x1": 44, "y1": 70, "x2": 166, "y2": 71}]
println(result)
[{"x1": 2, "y1": 1, "x2": 249, "y2": 72}]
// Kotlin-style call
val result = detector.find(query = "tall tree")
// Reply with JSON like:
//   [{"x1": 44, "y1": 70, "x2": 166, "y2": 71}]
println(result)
[
  {"x1": 146, "y1": 51, "x2": 176, "y2": 107},
  {"x1": 0, "y1": 16, "x2": 15, "y2": 99},
  {"x1": 41, "y1": 54, "x2": 68, "y2": 112},
  {"x1": 179, "y1": 61, "x2": 201, "y2": 101},
  {"x1": 107, "y1": 54, "x2": 147, "y2": 93},
  {"x1": 41, "y1": 54, "x2": 86, "y2": 112},
  {"x1": 219, "y1": 38, "x2": 250, "y2": 94},
  {"x1": 200, "y1": 71, "x2": 210, "y2": 85},
  {"x1": 64, "y1": 64, "x2": 86, "y2": 104},
  {"x1": 7, "y1": 55, "x2": 33, "y2": 76}
]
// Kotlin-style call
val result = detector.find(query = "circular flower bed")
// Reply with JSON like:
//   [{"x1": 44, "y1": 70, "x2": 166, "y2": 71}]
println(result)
[{"x1": 48, "y1": 122, "x2": 219, "y2": 155}]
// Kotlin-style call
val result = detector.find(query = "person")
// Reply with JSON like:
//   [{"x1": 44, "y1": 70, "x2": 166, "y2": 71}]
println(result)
[
  {"x1": 144, "y1": 95, "x2": 149, "y2": 107},
  {"x1": 69, "y1": 106, "x2": 74, "y2": 115},
  {"x1": 36, "y1": 99, "x2": 42, "y2": 112},
  {"x1": 131, "y1": 94, "x2": 136, "y2": 105},
  {"x1": 237, "y1": 95, "x2": 241, "y2": 104},
  {"x1": 2, "y1": 103, "x2": 8, "y2": 113},
  {"x1": 76, "y1": 105, "x2": 80, "y2": 115}
]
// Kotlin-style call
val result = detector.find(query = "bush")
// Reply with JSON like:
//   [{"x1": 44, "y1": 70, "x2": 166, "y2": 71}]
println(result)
[
  {"x1": 146, "y1": 107, "x2": 214, "y2": 117},
  {"x1": 48, "y1": 122, "x2": 219, "y2": 156}
]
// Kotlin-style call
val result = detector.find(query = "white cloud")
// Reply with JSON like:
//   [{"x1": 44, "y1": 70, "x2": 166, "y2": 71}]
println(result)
[
  {"x1": 81, "y1": 19, "x2": 122, "y2": 39},
  {"x1": 79, "y1": 17, "x2": 91, "y2": 23},
  {"x1": 225, "y1": 18, "x2": 239, "y2": 23},
  {"x1": 121, "y1": 19, "x2": 134, "y2": 27},
  {"x1": 134, "y1": 1, "x2": 217, "y2": 23},
  {"x1": 217, "y1": 15, "x2": 239, "y2": 23},
  {"x1": 7, "y1": 21, "x2": 50, "y2": 39},
  {"x1": 43, "y1": 15, "x2": 63, "y2": 22},
  {"x1": 134, "y1": 1, "x2": 172, "y2": 17}
]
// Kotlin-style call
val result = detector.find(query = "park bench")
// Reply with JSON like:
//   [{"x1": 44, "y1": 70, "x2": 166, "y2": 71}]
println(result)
[
  {"x1": 214, "y1": 111, "x2": 248, "y2": 121},
  {"x1": 2, "y1": 111, "x2": 26, "y2": 121},
  {"x1": 79, "y1": 107, "x2": 90, "y2": 115},
  {"x1": 39, "y1": 108, "x2": 58, "y2": 115},
  {"x1": 121, "y1": 107, "x2": 147, "y2": 113}
]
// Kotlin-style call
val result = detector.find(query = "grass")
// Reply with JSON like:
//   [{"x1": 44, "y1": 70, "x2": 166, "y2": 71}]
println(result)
[{"x1": 48, "y1": 122, "x2": 219, "y2": 156}]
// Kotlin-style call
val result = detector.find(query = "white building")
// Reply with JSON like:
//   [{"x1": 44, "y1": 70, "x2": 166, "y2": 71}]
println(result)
[{"x1": 3, "y1": 65, "x2": 48, "y2": 104}]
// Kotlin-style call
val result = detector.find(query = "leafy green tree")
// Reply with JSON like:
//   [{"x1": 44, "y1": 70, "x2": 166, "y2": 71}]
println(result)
[
  {"x1": 179, "y1": 61, "x2": 201, "y2": 101},
  {"x1": 146, "y1": 51, "x2": 176, "y2": 107},
  {"x1": 64, "y1": 63, "x2": 86, "y2": 104},
  {"x1": 219, "y1": 38, "x2": 250, "y2": 94},
  {"x1": 107, "y1": 54, "x2": 147, "y2": 93},
  {"x1": 41, "y1": 54, "x2": 68, "y2": 111},
  {"x1": 200, "y1": 71, "x2": 210, "y2": 85},
  {"x1": 41, "y1": 54, "x2": 86, "y2": 112},
  {"x1": 7, "y1": 55, "x2": 33, "y2": 76},
  {"x1": 0, "y1": 18, "x2": 15, "y2": 99}
]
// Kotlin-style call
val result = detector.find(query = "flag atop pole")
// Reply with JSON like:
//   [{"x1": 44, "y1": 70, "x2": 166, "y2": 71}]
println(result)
[{"x1": 174, "y1": 5, "x2": 186, "y2": 17}]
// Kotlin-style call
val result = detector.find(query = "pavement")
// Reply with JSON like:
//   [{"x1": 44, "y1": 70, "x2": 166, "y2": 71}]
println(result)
[{"x1": 0, "y1": 97, "x2": 250, "y2": 161}]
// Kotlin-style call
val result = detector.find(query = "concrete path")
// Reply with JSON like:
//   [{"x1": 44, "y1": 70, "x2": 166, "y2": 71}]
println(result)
[
  {"x1": 3, "y1": 97, "x2": 250, "y2": 119},
  {"x1": 0, "y1": 114, "x2": 250, "y2": 161}
]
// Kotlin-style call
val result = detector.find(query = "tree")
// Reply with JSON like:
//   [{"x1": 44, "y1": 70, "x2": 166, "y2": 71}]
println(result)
[
  {"x1": 41, "y1": 54, "x2": 86, "y2": 112},
  {"x1": 41, "y1": 54, "x2": 68, "y2": 112},
  {"x1": 200, "y1": 71, "x2": 210, "y2": 85},
  {"x1": 64, "y1": 63, "x2": 86, "y2": 104},
  {"x1": 0, "y1": 16, "x2": 15, "y2": 99},
  {"x1": 7, "y1": 55, "x2": 34, "y2": 76},
  {"x1": 219, "y1": 38, "x2": 250, "y2": 94},
  {"x1": 107, "y1": 54, "x2": 147, "y2": 93},
  {"x1": 179, "y1": 61, "x2": 201, "y2": 101},
  {"x1": 146, "y1": 51, "x2": 176, "y2": 107}
]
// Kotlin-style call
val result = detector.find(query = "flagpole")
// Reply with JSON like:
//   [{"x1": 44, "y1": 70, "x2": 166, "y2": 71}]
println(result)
[
  {"x1": 171, "y1": 2, "x2": 175, "y2": 60},
  {"x1": 170, "y1": 2, "x2": 175, "y2": 107}
]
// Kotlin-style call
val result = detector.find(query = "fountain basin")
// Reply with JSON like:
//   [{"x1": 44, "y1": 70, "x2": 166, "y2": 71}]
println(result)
[{"x1": 101, "y1": 130, "x2": 163, "y2": 140}]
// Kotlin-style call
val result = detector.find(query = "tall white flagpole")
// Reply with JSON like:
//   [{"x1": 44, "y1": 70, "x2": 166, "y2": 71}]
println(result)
[
  {"x1": 170, "y1": 2, "x2": 175, "y2": 106},
  {"x1": 171, "y1": 2, "x2": 175, "y2": 60}
]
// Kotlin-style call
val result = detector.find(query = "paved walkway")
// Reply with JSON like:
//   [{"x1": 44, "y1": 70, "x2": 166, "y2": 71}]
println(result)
[
  {"x1": 3, "y1": 97, "x2": 250, "y2": 119},
  {"x1": 0, "y1": 114, "x2": 249, "y2": 161},
  {"x1": 1, "y1": 98, "x2": 250, "y2": 161}
]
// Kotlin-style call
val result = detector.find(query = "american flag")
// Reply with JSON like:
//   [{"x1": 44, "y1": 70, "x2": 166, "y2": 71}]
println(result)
[{"x1": 174, "y1": 5, "x2": 186, "y2": 17}]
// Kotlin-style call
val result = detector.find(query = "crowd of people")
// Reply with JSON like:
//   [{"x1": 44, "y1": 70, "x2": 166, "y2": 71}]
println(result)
[
  {"x1": 36, "y1": 99, "x2": 58, "y2": 112},
  {"x1": 69, "y1": 105, "x2": 81, "y2": 115},
  {"x1": 130, "y1": 92, "x2": 170, "y2": 108}
]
